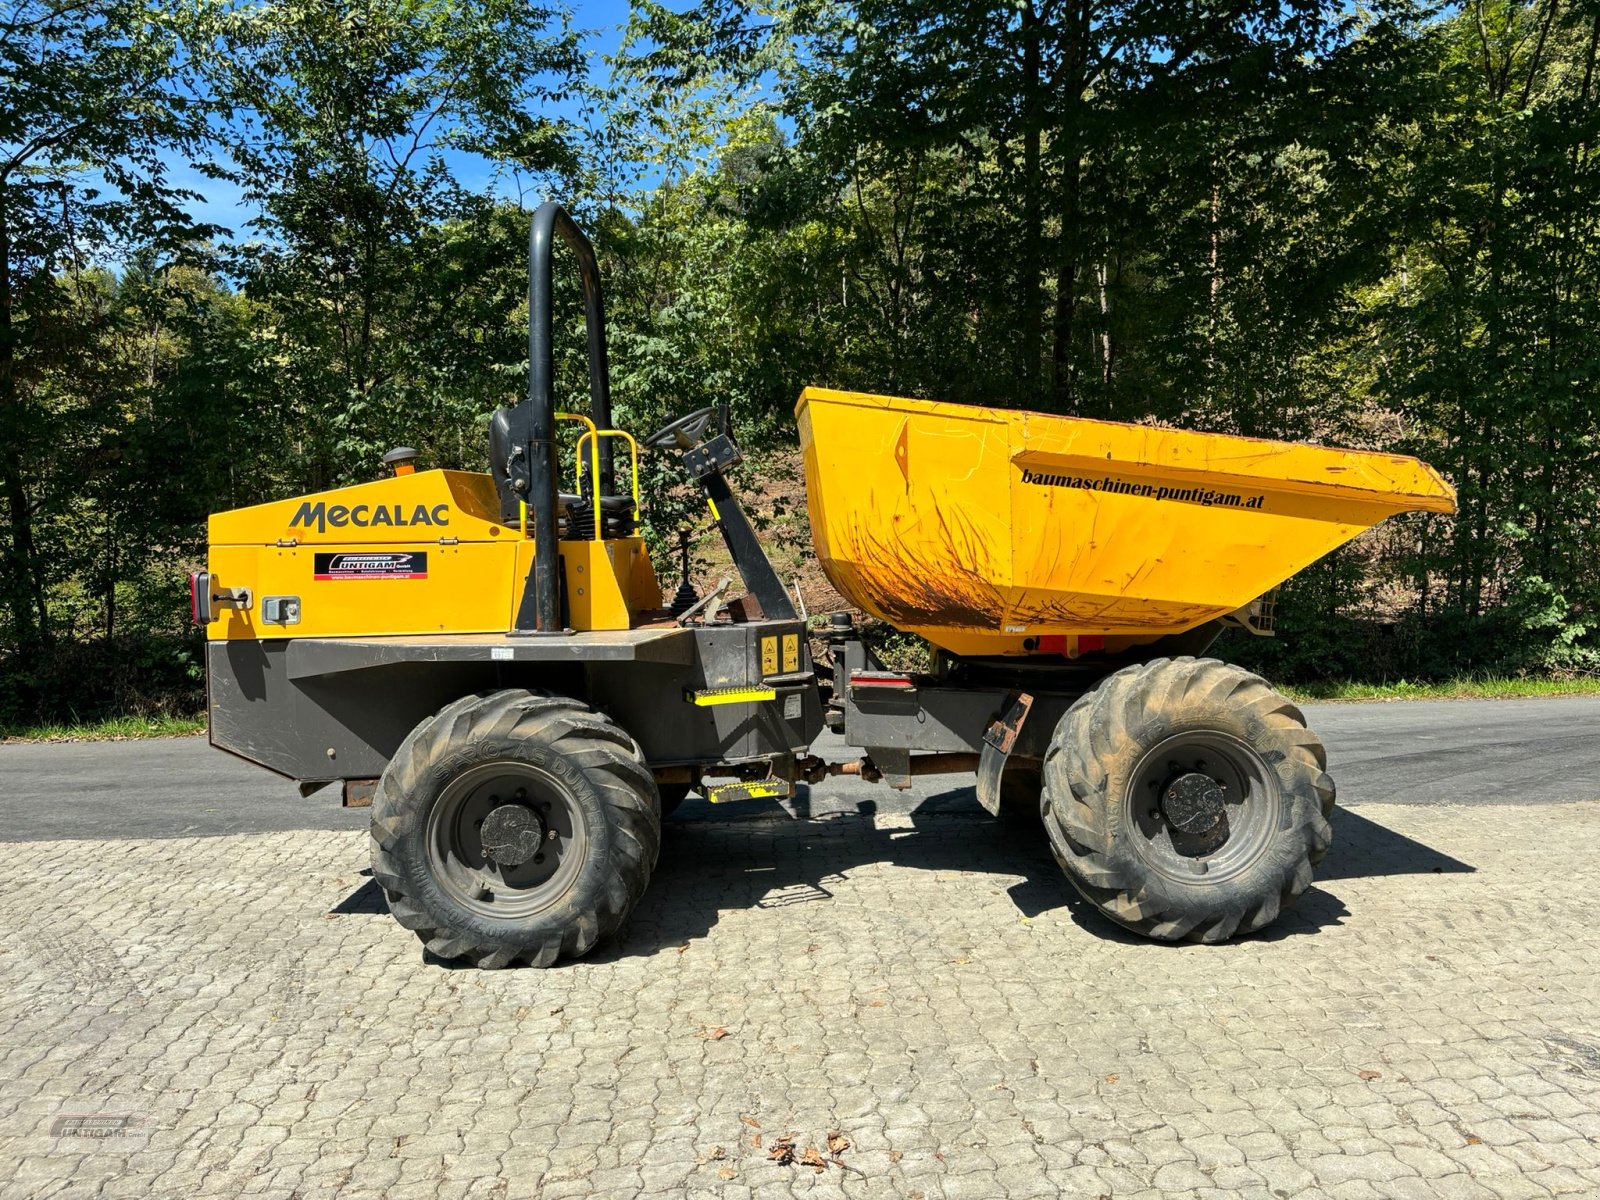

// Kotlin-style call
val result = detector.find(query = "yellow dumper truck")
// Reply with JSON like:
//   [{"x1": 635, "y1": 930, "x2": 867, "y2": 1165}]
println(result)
[{"x1": 194, "y1": 204, "x2": 1455, "y2": 967}]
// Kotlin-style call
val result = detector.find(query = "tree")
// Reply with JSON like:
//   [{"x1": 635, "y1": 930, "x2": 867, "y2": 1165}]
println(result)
[
  {"x1": 0, "y1": 0, "x2": 214, "y2": 653},
  {"x1": 212, "y1": 0, "x2": 585, "y2": 487},
  {"x1": 628, "y1": 0, "x2": 1410, "y2": 414},
  {"x1": 1370, "y1": 0, "x2": 1600, "y2": 664}
]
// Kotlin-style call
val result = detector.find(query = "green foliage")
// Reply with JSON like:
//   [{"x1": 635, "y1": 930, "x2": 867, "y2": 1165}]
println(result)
[
  {"x1": 0, "y1": 711, "x2": 206, "y2": 743},
  {"x1": 1282, "y1": 676, "x2": 1600, "y2": 702},
  {"x1": 212, "y1": 0, "x2": 585, "y2": 486},
  {"x1": 626, "y1": 0, "x2": 1600, "y2": 680},
  {"x1": 0, "y1": 0, "x2": 217, "y2": 661}
]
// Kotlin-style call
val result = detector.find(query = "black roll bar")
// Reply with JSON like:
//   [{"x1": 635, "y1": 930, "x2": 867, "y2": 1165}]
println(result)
[{"x1": 515, "y1": 201, "x2": 615, "y2": 633}]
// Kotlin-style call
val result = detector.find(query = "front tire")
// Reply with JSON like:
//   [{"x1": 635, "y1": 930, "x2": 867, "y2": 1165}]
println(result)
[
  {"x1": 1042, "y1": 657, "x2": 1333, "y2": 942},
  {"x1": 371, "y1": 689, "x2": 660, "y2": 968}
]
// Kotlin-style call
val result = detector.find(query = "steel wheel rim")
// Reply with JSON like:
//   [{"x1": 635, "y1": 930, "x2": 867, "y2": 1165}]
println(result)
[
  {"x1": 1125, "y1": 731, "x2": 1279, "y2": 884},
  {"x1": 425, "y1": 760, "x2": 589, "y2": 920}
]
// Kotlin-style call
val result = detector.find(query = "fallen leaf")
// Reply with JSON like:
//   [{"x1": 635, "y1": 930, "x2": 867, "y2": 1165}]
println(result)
[
  {"x1": 1358, "y1": 1070, "x2": 1382, "y2": 1081},
  {"x1": 806, "y1": 943, "x2": 822, "y2": 953},
  {"x1": 549, "y1": 1006, "x2": 564, "y2": 1016},
  {"x1": 739, "y1": 1115, "x2": 761, "y2": 1129},
  {"x1": 676, "y1": 943, "x2": 690, "y2": 954},
  {"x1": 767, "y1": 1134, "x2": 796, "y2": 1165},
  {"x1": 888, "y1": 1150, "x2": 903, "y2": 1163},
  {"x1": 935, "y1": 1151, "x2": 946, "y2": 1163},
  {"x1": 1104, "y1": 1074, "x2": 1119, "y2": 1084},
  {"x1": 868, "y1": 1000, "x2": 885, "y2": 1009},
  {"x1": 704, "y1": 1145, "x2": 726, "y2": 1161},
  {"x1": 717, "y1": 1167, "x2": 736, "y2": 1180},
  {"x1": 950, "y1": 957, "x2": 971, "y2": 965},
  {"x1": 697, "y1": 1025, "x2": 729, "y2": 1040},
  {"x1": 1464, "y1": 1134, "x2": 1483, "y2": 1146},
  {"x1": 797, "y1": 1145, "x2": 828, "y2": 1173},
  {"x1": 750, "y1": 1133, "x2": 762, "y2": 1148},
  {"x1": 827, "y1": 1131, "x2": 851, "y2": 1155}
]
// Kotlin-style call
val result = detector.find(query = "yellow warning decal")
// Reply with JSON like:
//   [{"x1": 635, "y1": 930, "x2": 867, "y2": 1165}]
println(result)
[
  {"x1": 760, "y1": 635, "x2": 778, "y2": 675},
  {"x1": 781, "y1": 633, "x2": 799, "y2": 673}
]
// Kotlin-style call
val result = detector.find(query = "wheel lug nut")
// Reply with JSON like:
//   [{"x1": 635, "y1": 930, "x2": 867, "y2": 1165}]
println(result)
[{"x1": 546, "y1": 829, "x2": 558, "y2": 840}]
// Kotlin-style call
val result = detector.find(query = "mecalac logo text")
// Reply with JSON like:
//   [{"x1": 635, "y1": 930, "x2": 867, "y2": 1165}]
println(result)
[{"x1": 289, "y1": 501, "x2": 449, "y2": 533}]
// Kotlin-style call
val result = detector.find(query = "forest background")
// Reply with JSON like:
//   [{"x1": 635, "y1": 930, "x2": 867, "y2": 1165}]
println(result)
[{"x1": 3, "y1": 0, "x2": 1598, "y2": 727}]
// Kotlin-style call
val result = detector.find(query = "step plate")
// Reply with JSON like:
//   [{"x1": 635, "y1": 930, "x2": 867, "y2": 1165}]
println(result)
[{"x1": 705, "y1": 779, "x2": 795, "y2": 804}]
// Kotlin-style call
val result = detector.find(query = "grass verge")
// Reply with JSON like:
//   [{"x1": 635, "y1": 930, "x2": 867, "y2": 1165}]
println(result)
[
  {"x1": 0, "y1": 714, "x2": 206, "y2": 744},
  {"x1": 1284, "y1": 676, "x2": 1600, "y2": 703}
]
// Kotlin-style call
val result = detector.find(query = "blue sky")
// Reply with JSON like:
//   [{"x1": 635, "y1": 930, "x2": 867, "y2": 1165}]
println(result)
[{"x1": 172, "y1": 0, "x2": 639, "y2": 238}]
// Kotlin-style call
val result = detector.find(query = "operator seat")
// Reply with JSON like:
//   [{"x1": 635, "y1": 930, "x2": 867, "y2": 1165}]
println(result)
[{"x1": 488, "y1": 406, "x2": 636, "y2": 536}]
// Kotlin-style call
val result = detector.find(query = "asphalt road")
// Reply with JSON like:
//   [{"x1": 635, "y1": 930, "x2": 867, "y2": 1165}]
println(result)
[{"x1": 1, "y1": 695, "x2": 1596, "y2": 842}]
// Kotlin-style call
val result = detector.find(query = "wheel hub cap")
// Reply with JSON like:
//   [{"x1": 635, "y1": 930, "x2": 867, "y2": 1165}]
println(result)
[
  {"x1": 1162, "y1": 772, "x2": 1226, "y2": 835},
  {"x1": 479, "y1": 804, "x2": 546, "y2": 867}
]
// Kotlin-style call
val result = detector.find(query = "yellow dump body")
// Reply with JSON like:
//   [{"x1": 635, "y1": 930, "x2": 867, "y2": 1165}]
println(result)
[{"x1": 797, "y1": 388, "x2": 1455, "y2": 658}]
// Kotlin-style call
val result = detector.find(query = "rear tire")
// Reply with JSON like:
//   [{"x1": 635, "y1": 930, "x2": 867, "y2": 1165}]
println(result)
[
  {"x1": 371, "y1": 689, "x2": 660, "y2": 968},
  {"x1": 1042, "y1": 657, "x2": 1333, "y2": 942}
]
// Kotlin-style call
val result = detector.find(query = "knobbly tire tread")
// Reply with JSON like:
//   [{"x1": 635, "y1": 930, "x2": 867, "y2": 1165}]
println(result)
[
  {"x1": 371, "y1": 689, "x2": 660, "y2": 968},
  {"x1": 1041, "y1": 657, "x2": 1334, "y2": 943}
]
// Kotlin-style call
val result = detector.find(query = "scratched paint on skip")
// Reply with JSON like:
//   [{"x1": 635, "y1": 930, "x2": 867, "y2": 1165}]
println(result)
[{"x1": 801, "y1": 386, "x2": 1455, "y2": 655}]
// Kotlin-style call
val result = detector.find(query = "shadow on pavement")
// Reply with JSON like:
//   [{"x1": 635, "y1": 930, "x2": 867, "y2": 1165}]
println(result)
[
  {"x1": 331, "y1": 872, "x2": 386, "y2": 915},
  {"x1": 327, "y1": 790, "x2": 1470, "y2": 962},
  {"x1": 1317, "y1": 807, "x2": 1475, "y2": 881}
]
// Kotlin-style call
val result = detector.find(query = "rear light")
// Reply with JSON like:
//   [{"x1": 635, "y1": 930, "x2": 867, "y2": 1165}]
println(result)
[{"x1": 849, "y1": 670, "x2": 916, "y2": 690}]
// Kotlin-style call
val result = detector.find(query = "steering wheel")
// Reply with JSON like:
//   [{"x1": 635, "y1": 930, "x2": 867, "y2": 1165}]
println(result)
[{"x1": 643, "y1": 406, "x2": 719, "y2": 450}]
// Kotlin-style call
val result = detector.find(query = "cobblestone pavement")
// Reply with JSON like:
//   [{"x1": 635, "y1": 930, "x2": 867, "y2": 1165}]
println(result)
[{"x1": 2, "y1": 796, "x2": 1599, "y2": 1200}]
